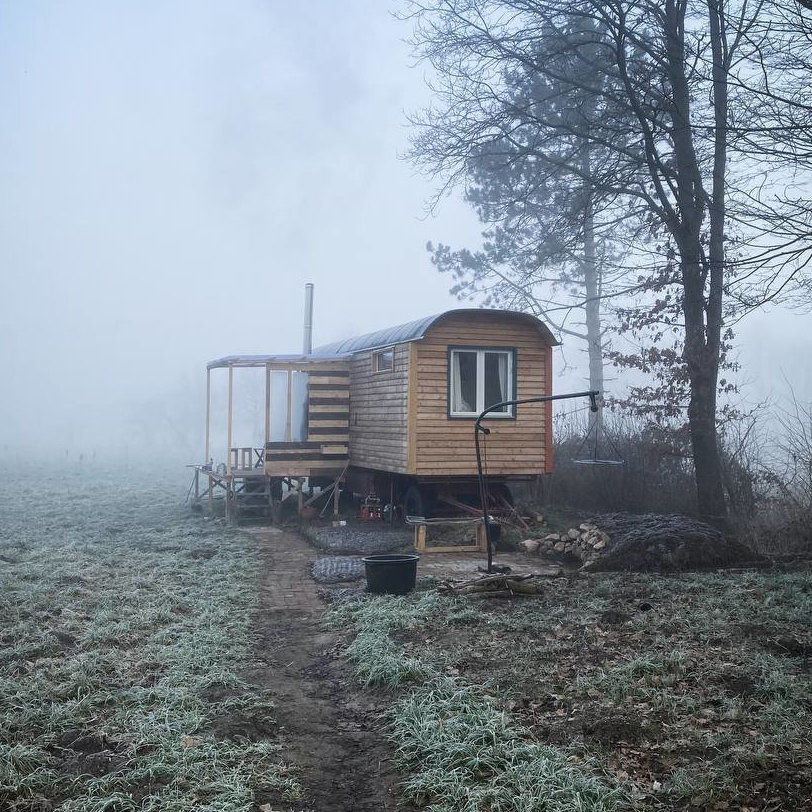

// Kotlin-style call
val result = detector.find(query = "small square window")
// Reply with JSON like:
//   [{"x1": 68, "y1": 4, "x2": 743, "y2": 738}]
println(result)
[{"x1": 373, "y1": 349, "x2": 394, "y2": 372}]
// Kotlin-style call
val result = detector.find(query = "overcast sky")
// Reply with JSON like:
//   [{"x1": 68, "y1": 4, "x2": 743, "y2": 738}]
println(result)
[{"x1": 1, "y1": 0, "x2": 809, "y2": 458}]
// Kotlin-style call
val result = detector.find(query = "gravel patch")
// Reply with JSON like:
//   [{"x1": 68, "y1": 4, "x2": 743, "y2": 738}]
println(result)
[
  {"x1": 311, "y1": 556, "x2": 365, "y2": 584},
  {"x1": 309, "y1": 525, "x2": 413, "y2": 555}
]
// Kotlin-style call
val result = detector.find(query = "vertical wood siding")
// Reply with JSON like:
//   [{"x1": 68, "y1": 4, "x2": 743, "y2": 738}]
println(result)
[{"x1": 347, "y1": 343, "x2": 410, "y2": 473}]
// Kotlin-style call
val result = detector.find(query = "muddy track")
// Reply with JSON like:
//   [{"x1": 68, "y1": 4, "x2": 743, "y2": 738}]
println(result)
[{"x1": 246, "y1": 529, "x2": 401, "y2": 812}]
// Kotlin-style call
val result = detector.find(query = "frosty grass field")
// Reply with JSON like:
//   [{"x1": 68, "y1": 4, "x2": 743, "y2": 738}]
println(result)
[
  {"x1": 0, "y1": 460, "x2": 300, "y2": 812},
  {"x1": 2, "y1": 459, "x2": 811, "y2": 812}
]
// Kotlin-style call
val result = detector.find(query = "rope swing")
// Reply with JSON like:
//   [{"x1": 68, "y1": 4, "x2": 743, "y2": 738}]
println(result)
[{"x1": 571, "y1": 409, "x2": 626, "y2": 467}]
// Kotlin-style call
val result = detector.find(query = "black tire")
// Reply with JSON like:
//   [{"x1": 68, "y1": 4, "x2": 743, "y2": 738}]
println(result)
[{"x1": 403, "y1": 485, "x2": 434, "y2": 520}]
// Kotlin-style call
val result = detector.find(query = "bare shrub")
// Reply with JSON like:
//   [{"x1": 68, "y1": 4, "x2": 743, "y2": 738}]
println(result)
[
  {"x1": 525, "y1": 403, "x2": 812, "y2": 556},
  {"x1": 540, "y1": 412, "x2": 697, "y2": 515},
  {"x1": 528, "y1": 408, "x2": 809, "y2": 557},
  {"x1": 741, "y1": 394, "x2": 812, "y2": 556}
]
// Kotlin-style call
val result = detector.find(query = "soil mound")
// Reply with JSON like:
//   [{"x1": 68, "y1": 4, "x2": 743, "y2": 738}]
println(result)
[{"x1": 580, "y1": 513, "x2": 761, "y2": 572}]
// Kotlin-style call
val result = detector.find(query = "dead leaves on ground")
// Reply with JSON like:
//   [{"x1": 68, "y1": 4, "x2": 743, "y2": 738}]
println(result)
[{"x1": 407, "y1": 571, "x2": 812, "y2": 810}]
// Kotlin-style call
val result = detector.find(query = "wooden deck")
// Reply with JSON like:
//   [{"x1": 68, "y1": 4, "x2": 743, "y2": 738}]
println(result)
[{"x1": 192, "y1": 458, "x2": 343, "y2": 523}]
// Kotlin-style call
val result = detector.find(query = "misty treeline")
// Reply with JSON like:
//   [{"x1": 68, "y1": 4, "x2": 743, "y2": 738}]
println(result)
[{"x1": 405, "y1": 0, "x2": 812, "y2": 522}]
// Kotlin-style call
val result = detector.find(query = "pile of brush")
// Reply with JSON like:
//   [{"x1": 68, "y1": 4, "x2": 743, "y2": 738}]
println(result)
[{"x1": 437, "y1": 573, "x2": 549, "y2": 598}]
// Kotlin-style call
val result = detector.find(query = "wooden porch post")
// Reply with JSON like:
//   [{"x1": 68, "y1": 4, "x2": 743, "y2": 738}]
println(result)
[
  {"x1": 226, "y1": 364, "x2": 233, "y2": 475},
  {"x1": 204, "y1": 367, "x2": 211, "y2": 462},
  {"x1": 265, "y1": 364, "x2": 271, "y2": 447},
  {"x1": 285, "y1": 367, "x2": 292, "y2": 442}
]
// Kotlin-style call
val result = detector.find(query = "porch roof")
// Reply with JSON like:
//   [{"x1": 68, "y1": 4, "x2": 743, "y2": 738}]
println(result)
[{"x1": 205, "y1": 353, "x2": 345, "y2": 370}]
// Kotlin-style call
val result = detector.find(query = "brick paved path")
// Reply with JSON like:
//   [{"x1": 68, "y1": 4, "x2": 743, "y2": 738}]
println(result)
[{"x1": 249, "y1": 526, "x2": 322, "y2": 612}]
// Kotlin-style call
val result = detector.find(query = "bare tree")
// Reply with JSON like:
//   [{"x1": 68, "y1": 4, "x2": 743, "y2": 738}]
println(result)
[
  {"x1": 410, "y1": 16, "x2": 639, "y2": 402},
  {"x1": 405, "y1": 0, "x2": 812, "y2": 520}
]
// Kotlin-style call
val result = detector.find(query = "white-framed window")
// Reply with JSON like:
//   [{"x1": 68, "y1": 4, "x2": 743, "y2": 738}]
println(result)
[
  {"x1": 373, "y1": 349, "x2": 394, "y2": 372},
  {"x1": 449, "y1": 348, "x2": 515, "y2": 417}
]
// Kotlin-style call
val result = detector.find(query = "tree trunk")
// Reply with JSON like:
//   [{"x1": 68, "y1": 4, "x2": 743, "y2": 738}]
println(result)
[
  {"x1": 583, "y1": 191, "x2": 604, "y2": 427},
  {"x1": 666, "y1": 0, "x2": 728, "y2": 522},
  {"x1": 686, "y1": 348, "x2": 727, "y2": 520},
  {"x1": 681, "y1": 243, "x2": 728, "y2": 520},
  {"x1": 689, "y1": 393, "x2": 727, "y2": 519},
  {"x1": 702, "y1": 0, "x2": 729, "y2": 523}
]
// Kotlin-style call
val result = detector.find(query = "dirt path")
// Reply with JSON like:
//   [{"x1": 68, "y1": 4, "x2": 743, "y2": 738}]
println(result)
[{"x1": 244, "y1": 527, "x2": 401, "y2": 812}]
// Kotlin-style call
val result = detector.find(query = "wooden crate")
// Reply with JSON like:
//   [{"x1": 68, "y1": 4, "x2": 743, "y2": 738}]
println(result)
[{"x1": 412, "y1": 518, "x2": 488, "y2": 554}]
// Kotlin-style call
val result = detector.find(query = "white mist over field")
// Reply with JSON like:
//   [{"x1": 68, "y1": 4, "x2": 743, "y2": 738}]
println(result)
[{"x1": 1, "y1": 0, "x2": 809, "y2": 464}]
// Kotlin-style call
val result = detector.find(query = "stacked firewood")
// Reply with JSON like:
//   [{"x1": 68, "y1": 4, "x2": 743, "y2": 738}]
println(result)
[{"x1": 520, "y1": 523, "x2": 610, "y2": 565}]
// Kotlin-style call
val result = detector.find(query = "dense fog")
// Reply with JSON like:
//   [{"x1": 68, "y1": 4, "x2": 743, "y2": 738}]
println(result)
[{"x1": 1, "y1": 0, "x2": 810, "y2": 465}]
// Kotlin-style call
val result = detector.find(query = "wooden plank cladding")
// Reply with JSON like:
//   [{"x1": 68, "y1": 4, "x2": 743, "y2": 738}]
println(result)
[
  {"x1": 308, "y1": 394, "x2": 350, "y2": 408},
  {"x1": 306, "y1": 411, "x2": 347, "y2": 421},
  {"x1": 410, "y1": 311, "x2": 552, "y2": 477},
  {"x1": 307, "y1": 371, "x2": 349, "y2": 448},
  {"x1": 348, "y1": 342, "x2": 410, "y2": 474},
  {"x1": 261, "y1": 358, "x2": 350, "y2": 479},
  {"x1": 266, "y1": 441, "x2": 347, "y2": 454},
  {"x1": 266, "y1": 452, "x2": 347, "y2": 461}
]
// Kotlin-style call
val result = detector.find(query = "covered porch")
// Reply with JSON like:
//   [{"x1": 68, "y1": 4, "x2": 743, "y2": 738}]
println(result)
[{"x1": 192, "y1": 353, "x2": 350, "y2": 521}]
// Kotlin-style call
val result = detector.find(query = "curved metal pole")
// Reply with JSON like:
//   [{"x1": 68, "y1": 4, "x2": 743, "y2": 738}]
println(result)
[{"x1": 475, "y1": 390, "x2": 599, "y2": 573}]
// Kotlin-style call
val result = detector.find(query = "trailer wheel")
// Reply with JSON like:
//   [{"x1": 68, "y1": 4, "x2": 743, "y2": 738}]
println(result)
[
  {"x1": 487, "y1": 482, "x2": 514, "y2": 507},
  {"x1": 403, "y1": 485, "x2": 434, "y2": 520}
]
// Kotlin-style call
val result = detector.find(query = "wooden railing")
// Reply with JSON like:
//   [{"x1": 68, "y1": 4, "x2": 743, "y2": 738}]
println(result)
[{"x1": 229, "y1": 447, "x2": 264, "y2": 472}]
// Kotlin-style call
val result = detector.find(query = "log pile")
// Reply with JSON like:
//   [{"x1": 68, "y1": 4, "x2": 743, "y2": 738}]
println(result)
[{"x1": 437, "y1": 573, "x2": 547, "y2": 598}]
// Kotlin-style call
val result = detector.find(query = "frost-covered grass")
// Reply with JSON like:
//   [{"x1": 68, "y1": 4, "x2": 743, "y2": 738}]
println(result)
[
  {"x1": 329, "y1": 592, "x2": 625, "y2": 811},
  {"x1": 0, "y1": 460, "x2": 300, "y2": 811},
  {"x1": 331, "y1": 566, "x2": 812, "y2": 810},
  {"x1": 393, "y1": 678, "x2": 624, "y2": 812},
  {"x1": 336, "y1": 569, "x2": 812, "y2": 810},
  {"x1": 328, "y1": 593, "x2": 445, "y2": 686}
]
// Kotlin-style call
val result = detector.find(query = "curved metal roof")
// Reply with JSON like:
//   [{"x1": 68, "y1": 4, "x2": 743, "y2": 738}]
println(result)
[{"x1": 311, "y1": 308, "x2": 558, "y2": 357}]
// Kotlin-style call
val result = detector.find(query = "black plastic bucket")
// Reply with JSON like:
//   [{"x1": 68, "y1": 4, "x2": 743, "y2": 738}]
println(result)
[{"x1": 362, "y1": 554, "x2": 419, "y2": 595}]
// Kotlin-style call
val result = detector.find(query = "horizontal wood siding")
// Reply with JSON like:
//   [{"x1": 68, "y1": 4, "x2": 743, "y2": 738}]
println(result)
[
  {"x1": 307, "y1": 368, "x2": 350, "y2": 445},
  {"x1": 263, "y1": 361, "x2": 350, "y2": 478},
  {"x1": 348, "y1": 343, "x2": 409, "y2": 473},
  {"x1": 413, "y1": 312, "x2": 552, "y2": 476}
]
